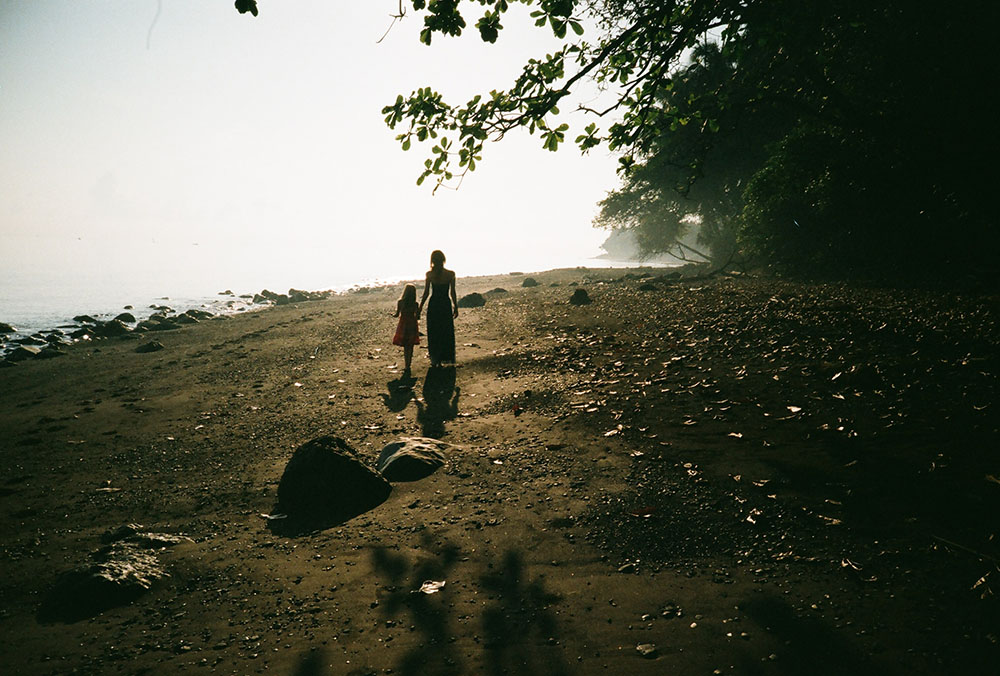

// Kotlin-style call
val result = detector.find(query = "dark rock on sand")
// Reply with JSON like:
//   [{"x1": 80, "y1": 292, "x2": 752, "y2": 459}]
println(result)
[
  {"x1": 93, "y1": 319, "x2": 131, "y2": 337},
  {"x1": 7, "y1": 345, "x2": 41, "y2": 361},
  {"x1": 275, "y1": 436, "x2": 391, "y2": 530},
  {"x1": 486, "y1": 287, "x2": 508, "y2": 295},
  {"x1": 73, "y1": 315, "x2": 98, "y2": 324},
  {"x1": 39, "y1": 524, "x2": 191, "y2": 623},
  {"x1": 70, "y1": 327, "x2": 95, "y2": 339},
  {"x1": 638, "y1": 283, "x2": 657, "y2": 291},
  {"x1": 14, "y1": 335, "x2": 47, "y2": 346},
  {"x1": 569, "y1": 289, "x2": 592, "y2": 305},
  {"x1": 135, "y1": 341, "x2": 164, "y2": 354},
  {"x1": 173, "y1": 314, "x2": 199, "y2": 325},
  {"x1": 0, "y1": 322, "x2": 15, "y2": 333},
  {"x1": 184, "y1": 309, "x2": 214, "y2": 320},
  {"x1": 377, "y1": 437, "x2": 451, "y2": 482},
  {"x1": 34, "y1": 346, "x2": 65, "y2": 359},
  {"x1": 114, "y1": 312, "x2": 136, "y2": 323},
  {"x1": 457, "y1": 292, "x2": 486, "y2": 308},
  {"x1": 521, "y1": 277, "x2": 539, "y2": 288},
  {"x1": 136, "y1": 317, "x2": 178, "y2": 332}
]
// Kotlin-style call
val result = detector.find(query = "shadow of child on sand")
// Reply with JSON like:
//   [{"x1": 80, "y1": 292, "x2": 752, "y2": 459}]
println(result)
[
  {"x1": 380, "y1": 374, "x2": 417, "y2": 413},
  {"x1": 415, "y1": 366, "x2": 459, "y2": 438}
]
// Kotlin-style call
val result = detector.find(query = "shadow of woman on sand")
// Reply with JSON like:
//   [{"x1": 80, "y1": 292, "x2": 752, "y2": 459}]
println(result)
[{"x1": 415, "y1": 366, "x2": 459, "y2": 437}]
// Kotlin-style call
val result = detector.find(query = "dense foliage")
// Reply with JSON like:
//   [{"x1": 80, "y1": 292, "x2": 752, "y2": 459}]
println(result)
[{"x1": 240, "y1": 1, "x2": 997, "y2": 277}]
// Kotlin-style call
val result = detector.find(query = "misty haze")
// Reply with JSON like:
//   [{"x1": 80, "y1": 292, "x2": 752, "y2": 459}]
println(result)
[{"x1": 1, "y1": 2, "x2": 996, "y2": 675}]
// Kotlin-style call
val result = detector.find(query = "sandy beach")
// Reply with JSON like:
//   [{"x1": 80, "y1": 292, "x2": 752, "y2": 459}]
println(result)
[{"x1": 1, "y1": 267, "x2": 997, "y2": 675}]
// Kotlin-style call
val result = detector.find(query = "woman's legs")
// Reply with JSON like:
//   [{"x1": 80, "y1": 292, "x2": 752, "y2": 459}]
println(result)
[{"x1": 403, "y1": 344, "x2": 413, "y2": 371}]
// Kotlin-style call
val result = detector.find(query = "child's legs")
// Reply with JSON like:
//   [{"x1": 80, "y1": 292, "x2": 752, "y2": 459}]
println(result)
[{"x1": 403, "y1": 344, "x2": 413, "y2": 368}]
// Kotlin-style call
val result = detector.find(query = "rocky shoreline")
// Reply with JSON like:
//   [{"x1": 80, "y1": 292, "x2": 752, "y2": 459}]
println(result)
[
  {"x1": 0, "y1": 286, "x2": 343, "y2": 364},
  {"x1": 1, "y1": 265, "x2": 996, "y2": 675}
]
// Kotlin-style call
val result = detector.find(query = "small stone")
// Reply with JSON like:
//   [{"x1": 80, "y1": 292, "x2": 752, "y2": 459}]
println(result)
[{"x1": 636, "y1": 643, "x2": 658, "y2": 659}]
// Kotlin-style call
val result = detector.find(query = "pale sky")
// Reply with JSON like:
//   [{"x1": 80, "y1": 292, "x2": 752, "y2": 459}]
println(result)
[{"x1": 0, "y1": 1, "x2": 622, "y2": 296}]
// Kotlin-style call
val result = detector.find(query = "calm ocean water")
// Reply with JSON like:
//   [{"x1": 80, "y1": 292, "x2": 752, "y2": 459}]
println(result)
[{"x1": 0, "y1": 236, "x2": 667, "y2": 339}]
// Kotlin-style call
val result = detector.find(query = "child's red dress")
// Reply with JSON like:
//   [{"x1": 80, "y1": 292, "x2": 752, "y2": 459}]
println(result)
[{"x1": 392, "y1": 308, "x2": 420, "y2": 346}]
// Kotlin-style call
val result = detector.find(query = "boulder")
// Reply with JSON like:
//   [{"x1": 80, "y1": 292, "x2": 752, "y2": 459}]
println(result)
[
  {"x1": 135, "y1": 317, "x2": 177, "y2": 332},
  {"x1": 114, "y1": 312, "x2": 136, "y2": 323},
  {"x1": 135, "y1": 341, "x2": 164, "y2": 354},
  {"x1": 183, "y1": 309, "x2": 214, "y2": 320},
  {"x1": 14, "y1": 335, "x2": 47, "y2": 345},
  {"x1": 638, "y1": 283, "x2": 657, "y2": 291},
  {"x1": 6, "y1": 345, "x2": 41, "y2": 361},
  {"x1": 219, "y1": 289, "x2": 234, "y2": 295},
  {"x1": 521, "y1": 277, "x2": 539, "y2": 288},
  {"x1": 73, "y1": 314, "x2": 98, "y2": 324},
  {"x1": 457, "y1": 292, "x2": 486, "y2": 308},
  {"x1": 486, "y1": 287, "x2": 508, "y2": 295},
  {"x1": 0, "y1": 322, "x2": 15, "y2": 334},
  {"x1": 569, "y1": 289, "x2": 592, "y2": 305},
  {"x1": 173, "y1": 314, "x2": 199, "y2": 325},
  {"x1": 34, "y1": 346, "x2": 65, "y2": 359},
  {"x1": 93, "y1": 319, "x2": 130, "y2": 337},
  {"x1": 276, "y1": 436, "x2": 391, "y2": 529},
  {"x1": 123, "y1": 305, "x2": 133, "y2": 310},
  {"x1": 377, "y1": 437, "x2": 452, "y2": 482},
  {"x1": 70, "y1": 327, "x2": 95, "y2": 339},
  {"x1": 39, "y1": 525, "x2": 191, "y2": 622}
]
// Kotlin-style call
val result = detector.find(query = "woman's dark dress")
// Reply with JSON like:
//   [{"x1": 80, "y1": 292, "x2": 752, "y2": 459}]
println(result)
[{"x1": 426, "y1": 281, "x2": 455, "y2": 364}]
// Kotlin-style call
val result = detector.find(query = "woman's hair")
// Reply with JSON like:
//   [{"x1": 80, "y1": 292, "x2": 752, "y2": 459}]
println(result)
[
  {"x1": 430, "y1": 250, "x2": 446, "y2": 269},
  {"x1": 399, "y1": 283, "x2": 417, "y2": 306}
]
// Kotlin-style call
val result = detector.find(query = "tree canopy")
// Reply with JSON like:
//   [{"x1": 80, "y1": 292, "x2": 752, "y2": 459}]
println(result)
[{"x1": 239, "y1": 1, "x2": 998, "y2": 277}]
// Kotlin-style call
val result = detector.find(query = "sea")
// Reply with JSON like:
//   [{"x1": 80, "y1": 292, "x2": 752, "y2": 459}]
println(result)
[{"x1": 0, "y1": 236, "x2": 672, "y2": 344}]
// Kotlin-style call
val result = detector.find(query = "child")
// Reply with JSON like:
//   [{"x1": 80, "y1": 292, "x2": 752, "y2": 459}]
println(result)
[{"x1": 392, "y1": 283, "x2": 420, "y2": 373}]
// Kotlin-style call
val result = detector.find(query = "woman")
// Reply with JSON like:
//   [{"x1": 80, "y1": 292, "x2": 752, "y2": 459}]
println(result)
[{"x1": 418, "y1": 249, "x2": 458, "y2": 367}]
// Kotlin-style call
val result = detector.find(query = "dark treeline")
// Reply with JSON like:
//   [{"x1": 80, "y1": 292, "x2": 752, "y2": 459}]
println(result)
[{"x1": 595, "y1": 1, "x2": 999, "y2": 279}]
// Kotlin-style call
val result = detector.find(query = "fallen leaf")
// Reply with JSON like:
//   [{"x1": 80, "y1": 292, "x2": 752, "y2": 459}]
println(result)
[{"x1": 417, "y1": 580, "x2": 446, "y2": 594}]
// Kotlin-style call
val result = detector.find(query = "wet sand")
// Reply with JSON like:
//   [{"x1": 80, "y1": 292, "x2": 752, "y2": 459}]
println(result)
[{"x1": 1, "y1": 267, "x2": 997, "y2": 675}]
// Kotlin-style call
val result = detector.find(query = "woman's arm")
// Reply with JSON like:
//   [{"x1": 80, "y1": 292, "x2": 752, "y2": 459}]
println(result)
[
  {"x1": 450, "y1": 271, "x2": 458, "y2": 318},
  {"x1": 418, "y1": 275, "x2": 430, "y2": 315},
  {"x1": 393, "y1": 299, "x2": 401, "y2": 317}
]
